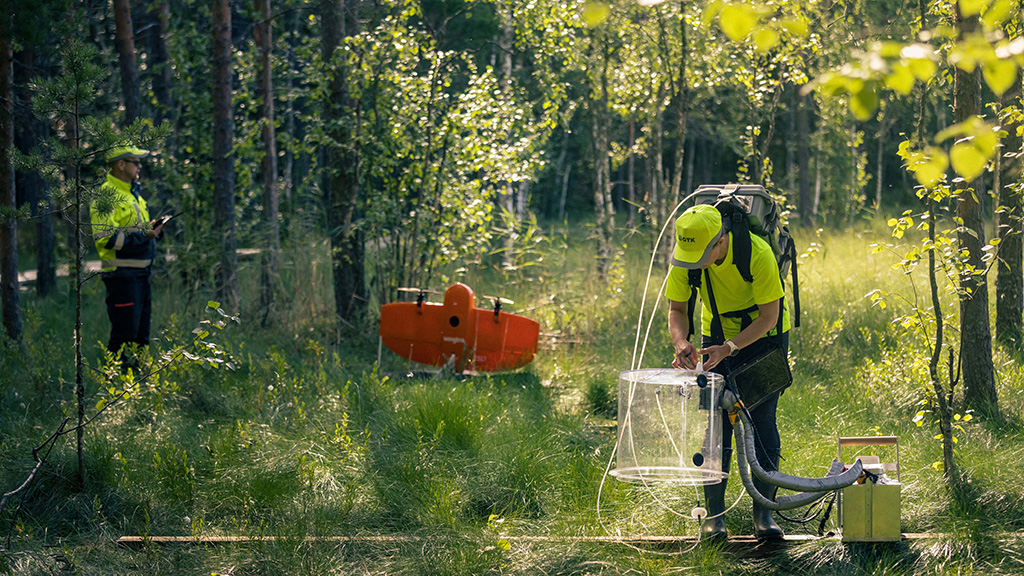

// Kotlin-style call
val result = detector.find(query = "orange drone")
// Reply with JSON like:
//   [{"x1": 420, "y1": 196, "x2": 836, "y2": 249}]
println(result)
[{"x1": 379, "y1": 283, "x2": 540, "y2": 373}]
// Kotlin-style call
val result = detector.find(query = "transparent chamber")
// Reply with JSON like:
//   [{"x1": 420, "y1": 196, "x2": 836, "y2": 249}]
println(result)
[{"x1": 610, "y1": 369, "x2": 727, "y2": 485}]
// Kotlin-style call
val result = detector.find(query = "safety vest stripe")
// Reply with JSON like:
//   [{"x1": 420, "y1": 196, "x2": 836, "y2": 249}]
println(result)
[
  {"x1": 112, "y1": 232, "x2": 125, "y2": 250},
  {"x1": 93, "y1": 225, "x2": 148, "y2": 240},
  {"x1": 102, "y1": 258, "x2": 152, "y2": 269}
]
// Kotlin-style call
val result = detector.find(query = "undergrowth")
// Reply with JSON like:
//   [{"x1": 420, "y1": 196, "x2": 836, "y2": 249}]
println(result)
[{"x1": 0, "y1": 222, "x2": 1022, "y2": 575}]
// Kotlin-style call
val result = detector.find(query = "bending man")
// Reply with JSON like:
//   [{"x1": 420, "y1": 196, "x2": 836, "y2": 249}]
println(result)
[{"x1": 666, "y1": 204, "x2": 791, "y2": 542}]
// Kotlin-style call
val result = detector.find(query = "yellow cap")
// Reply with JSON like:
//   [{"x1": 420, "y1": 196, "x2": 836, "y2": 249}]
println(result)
[
  {"x1": 672, "y1": 205, "x2": 723, "y2": 269},
  {"x1": 106, "y1": 146, "x2": 150, "y2": 163}
]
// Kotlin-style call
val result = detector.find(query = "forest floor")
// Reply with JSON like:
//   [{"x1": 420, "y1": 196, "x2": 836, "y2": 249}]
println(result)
[{"x1": 2, "y1": 222, "x2": 1024, "y2": 575}]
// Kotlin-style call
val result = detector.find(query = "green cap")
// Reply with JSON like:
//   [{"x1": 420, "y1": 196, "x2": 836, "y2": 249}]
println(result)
[
  {"x1": 672, "y1": 205, "x2": 723, "y2": 269},
  {"x1": 106, "y1": 146, "x2": 150, "y2": 163}
]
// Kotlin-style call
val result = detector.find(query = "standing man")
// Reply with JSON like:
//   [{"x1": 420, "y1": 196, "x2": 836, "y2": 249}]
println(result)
[
  {"x1": 90, "y1": 146, "x2": 165, "y2": 367},
  {"x1": 666, "y1": 204, "x2": 791, "y2": 542}
]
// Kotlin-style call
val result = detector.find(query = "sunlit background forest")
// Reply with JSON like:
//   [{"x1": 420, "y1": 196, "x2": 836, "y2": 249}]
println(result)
[{"x1": 2, "y1": 0, "x2": 1024, "y2": 574}]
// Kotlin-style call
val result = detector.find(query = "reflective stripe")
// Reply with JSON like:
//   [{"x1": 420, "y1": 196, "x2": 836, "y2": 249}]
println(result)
[
  {"x1": 113, "y1": 232, "x2": 126, "y2": 250},
  {"x1": 94, "y1": 224, "x2": 148, "y2": 240},
  {"x1": 102, "y1": 258, "x2": 152, "y2": 269}
]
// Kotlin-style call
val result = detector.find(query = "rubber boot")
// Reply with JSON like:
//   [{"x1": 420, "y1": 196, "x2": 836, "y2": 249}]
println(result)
[
  {"x1": 751, "y1": 478, "x2": 785, "y2": 541},
  {"x1": 701, "y1": 477, "x2": 728, "y2": 542}
]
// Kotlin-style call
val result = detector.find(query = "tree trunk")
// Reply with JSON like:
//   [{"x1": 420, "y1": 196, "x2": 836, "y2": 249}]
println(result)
[
  {"x1": 626, "y1": 118, "x2": 635, "y2": 229},
  {"x1": 282, "y1": 7, "x2": 300, "y2": 210},
  {"x1": 648, "y1": 85, "x2": 664, "y2": 261},
  {"x1": 320, "y1": 0, "x2": 364, "y2": 323},
  {"x1": 559, "y1": 155, "x2": 570, "y2": 221},
  {"x1": 684, "y1": 134, "x2": 695, "y2": 197},
  {"x1": 875, "y1": 117, "x2": 885, "y2": 210},
  {"x1": 667, "y1": 5, "x2": 689, "y2": 260},
  {"x1": 212, "y1": 0, "x2": 239, "y2": 311},
  {"x1": 954, "y1": 4, "x2": 998, "y2": 417},
  {"x1": 796, "y1": 87, "x2": 812, "y2": 226},
  {"x1": 85, "y1": 0, "x2": 105, "y2": 51},
  {"x1": 0, "y1": 6, "x2": 22, "y2": 343},
  {"x1": 256, "y1": 0, "x2": 280, "y2": 322},
  {"x1": 995, "y1": 60, "x2": 1023, "y2": 347},
  {"x1": 15, "y1": 47, "x2": 55, "y2": 297},
  {"x1": 113, "y1": 0, "x2": 141, "y2": 125},
  {"x1": 589, "y1": 28, "x2": 614, "y2": 280},
  {"x1": 148, "y1": 1, "x2": 174, "y2": 127}
]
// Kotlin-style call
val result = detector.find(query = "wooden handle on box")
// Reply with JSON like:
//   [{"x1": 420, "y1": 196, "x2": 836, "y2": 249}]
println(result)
[{"x1": 838, "y1": 436, "x2": 898, "y2": 447}]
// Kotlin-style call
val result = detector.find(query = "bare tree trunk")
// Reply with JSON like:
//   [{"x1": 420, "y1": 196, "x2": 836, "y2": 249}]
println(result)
[
  {"x1": 589, "y1": 28, "x2": 614, "y2": 280},
  {"x1": 148, "y1": 1, "x2": 174, "y2": 127},
  {"x1": 0, "y1": 6, "x2": 22, "y2": 343},
  {"x1": 813, "y1": 142, "x2": 821, "y2": 220},
  {"x1": 282, "y1": 8, "x2": 300, "y2": 210},
  {"x1": 321, "y1": 0, "x2": 364, "y2": 323},
  {"x1": 684, "y1": 134, "x2": 695, "y2": 196},
  {"x1": 954, "y1": 3, "x2": 998, "y2": 417},
  {"x1": 498, "y1": 10, "x2": 515, "y2": 268},
  {"x1": 649, "y1": 86, "x2": 664, "y2": 258},
  {"x1": 797, "y1": 87, "x2": 812, "y2": 226},
  {"x1": 256, "y1": 0, "x2": 280, "y2": 323},
  {"x1": 213, "y1": 0, "x2": 239, "y2": 311},
  {"x1": 113, "y1": 0, "x2": 141, "y2": 125},
  {"x1": 15, "y1": 47, "x2": 55, "y2": 297},
  {"x1": 626, "y1": 118, "x2": 635, "y2": 229},
  {"x1": 996, "y1": 57, "x2": 1023, "y2": 347},
  {"x1": 559, "y1": 157, "x2": 570, "y2": 221}
]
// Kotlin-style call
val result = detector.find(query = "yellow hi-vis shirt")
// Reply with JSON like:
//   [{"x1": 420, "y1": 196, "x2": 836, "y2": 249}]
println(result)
[
  {"x1": 90, "y1": 173, "x2": 155, "y2": 273},
  {"x1": 666, "y1": 231, "x2": 790, "y2": 340}
]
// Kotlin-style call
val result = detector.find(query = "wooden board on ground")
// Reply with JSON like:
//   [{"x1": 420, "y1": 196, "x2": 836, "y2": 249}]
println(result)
[{"x1": 117, "y1": 532, "x2": 955, "y2": 550}]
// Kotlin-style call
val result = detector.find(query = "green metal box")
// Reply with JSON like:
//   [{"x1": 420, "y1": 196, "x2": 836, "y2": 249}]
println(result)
[
  {"x1": 840, "y1": 481, "x2": 901, "y2": 542},
  {"x1": 837, "y1": 436, "x2": 901, "y2": 542}
]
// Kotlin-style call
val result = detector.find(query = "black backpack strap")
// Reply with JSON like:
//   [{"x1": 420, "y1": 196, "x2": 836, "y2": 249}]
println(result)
[
  {"x1": 686, "y1": 268, "x2": 701, "y2": 340},
  {"x1": 790, "y1": 250, "x2": 800, "y2": 329},
  {"x1": 718, "y1": 203, "x2": 753, "y2": 283},
  {"x1": 703, "y1": 269, "x2": 726, "y2": 345},
  {"x1": 707, "y1": 270, "x2": 786, "y2": 350}
]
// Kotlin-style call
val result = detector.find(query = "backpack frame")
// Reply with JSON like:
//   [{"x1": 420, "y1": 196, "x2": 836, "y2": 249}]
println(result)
[{"x1": 684, "y1": 184, "x2": 800, "y2": 340}]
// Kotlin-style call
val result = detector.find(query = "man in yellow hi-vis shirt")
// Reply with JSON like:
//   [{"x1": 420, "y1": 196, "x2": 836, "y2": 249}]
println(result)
[{"x1": 90, "y1": 146, "x2": 165, "y2": 366}]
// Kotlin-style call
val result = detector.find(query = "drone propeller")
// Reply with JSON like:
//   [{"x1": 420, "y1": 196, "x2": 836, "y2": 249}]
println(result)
[
  {"x1": 483, "y1": 295, "x2": 514, "y2": 317},
  {"x1": 397, "y1": 287, "x2": 439, "y2": 307},
  {"x1": 397, "y1": 287, "x2": 440, "y2": 295}
]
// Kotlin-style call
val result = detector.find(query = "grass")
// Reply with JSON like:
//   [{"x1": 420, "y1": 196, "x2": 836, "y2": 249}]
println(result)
[{"x1": 1, "y1": 220, "x2": 1023, "y2": 574}]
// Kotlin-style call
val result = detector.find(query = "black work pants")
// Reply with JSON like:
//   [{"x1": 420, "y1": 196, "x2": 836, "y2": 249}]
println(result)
[
  {"x1": 103, "y1": 274, "x2": 152, "y2": 357},
  {"x1": 703, "y1": 333, "x2": 788, "y2": 472}
]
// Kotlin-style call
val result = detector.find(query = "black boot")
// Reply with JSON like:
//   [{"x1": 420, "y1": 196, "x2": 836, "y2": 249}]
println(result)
[
  {"x1": 701, "y1": 478, "x2": 728, "y2": 542},
  {"x1": 751, "y1": 478, "x2": 785, "y2": 541}
]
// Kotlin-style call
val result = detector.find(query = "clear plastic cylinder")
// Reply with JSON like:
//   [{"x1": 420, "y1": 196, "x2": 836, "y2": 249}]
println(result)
[{"x1": 610, "y1": 369, "x2": 726, "y2": 485}]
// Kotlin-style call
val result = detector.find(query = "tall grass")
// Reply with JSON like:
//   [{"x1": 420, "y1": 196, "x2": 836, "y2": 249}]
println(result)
[{"x1": 1, "y1": 221, "x2": 1023, "y2": 575}]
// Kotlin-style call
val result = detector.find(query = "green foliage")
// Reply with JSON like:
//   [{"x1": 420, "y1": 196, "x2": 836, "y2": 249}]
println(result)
[{"x1": 814, "y1": 0, "x2": 1024, "y2": 185}]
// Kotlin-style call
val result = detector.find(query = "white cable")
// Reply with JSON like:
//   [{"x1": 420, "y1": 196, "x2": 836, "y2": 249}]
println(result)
[
  {"x1": 601, "y1": 191, "x2": 722, "y2": 542},
  {"x1": 630, "y1": 194, "x2": 697, "y2": 371}
]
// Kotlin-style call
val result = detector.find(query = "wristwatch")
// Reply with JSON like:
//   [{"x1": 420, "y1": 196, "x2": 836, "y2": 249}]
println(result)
[{"x1": 724, "y1": 340, "x2": 739, "y2": 356}]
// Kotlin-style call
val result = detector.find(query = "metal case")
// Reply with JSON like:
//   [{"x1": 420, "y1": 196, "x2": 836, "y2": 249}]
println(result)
[{"x1": 837, "y1": 436, "x2": 901, "y2": 542}]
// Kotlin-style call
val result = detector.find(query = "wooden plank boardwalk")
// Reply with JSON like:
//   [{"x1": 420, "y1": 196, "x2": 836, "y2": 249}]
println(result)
[{"x1": 116, "y1": 532, "x2": 951, "y2": 550}]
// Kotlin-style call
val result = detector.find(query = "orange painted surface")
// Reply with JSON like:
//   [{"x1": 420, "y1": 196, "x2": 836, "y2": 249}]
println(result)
[{"x1": 379, "y1": 283, "x2": 540, "y2": 372}]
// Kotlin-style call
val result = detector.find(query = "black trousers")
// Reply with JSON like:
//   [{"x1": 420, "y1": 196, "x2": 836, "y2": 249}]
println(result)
[
  {"x1": 703, "y1": 333, "x2": 788, "y2": 472},
  {"x1": 103, "y1": 274, "x2": 152, "y2": 357}
]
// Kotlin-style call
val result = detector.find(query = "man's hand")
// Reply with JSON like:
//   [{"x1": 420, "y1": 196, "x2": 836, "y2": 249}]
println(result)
[
  {"x1": 673, "y1": 340, "x2": 699, "y2": 370},
  {"x1": 697, "y1": 344, "x2": 730, "y2": 371},
  {"x1": 146, "y1": 220, "x2": 166, "y2": 239}
]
